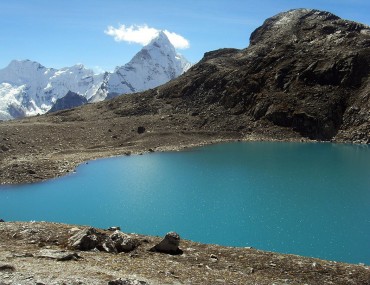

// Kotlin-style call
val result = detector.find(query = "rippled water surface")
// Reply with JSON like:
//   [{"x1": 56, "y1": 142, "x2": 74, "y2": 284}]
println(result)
[{"x1": 1, "y1": 142, "x2": 369, "y2": 264}]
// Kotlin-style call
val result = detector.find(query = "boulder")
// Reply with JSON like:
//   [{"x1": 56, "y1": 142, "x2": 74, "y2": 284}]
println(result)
[
  {"x1": 109, "y1": 231, "x2": 140, "y2": 253},
  {"x1": 150, "y1": 232, "x2": 182, "y2": 255},
  {"x1": 0, "y1": 219, "x2": 4, "y2": 222},
  {"x1": 68, "y1": 227, "x2": 101, "y2": 251}
]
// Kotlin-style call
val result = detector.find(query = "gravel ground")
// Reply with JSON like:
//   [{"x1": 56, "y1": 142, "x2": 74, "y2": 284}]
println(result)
[{"x1": 1, "y1": 222, "x2": 369, "y2": 285}]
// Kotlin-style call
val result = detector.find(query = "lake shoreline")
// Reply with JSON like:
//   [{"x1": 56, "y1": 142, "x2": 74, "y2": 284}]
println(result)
[
  {"x1": 1, "y1": 132, "x2": 362, "y2": 186},
  {"x1": 0, "y1": 119, "x2": 314, "y2": 186}
]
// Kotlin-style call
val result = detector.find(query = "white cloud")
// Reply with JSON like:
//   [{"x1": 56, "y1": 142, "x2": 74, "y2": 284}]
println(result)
[
  {"x1": 162, "y1": 30, "x2": 190, "y2": 49},
  {"x1": 91, "y1": 65, "x2": 106, "y2": 74},
  {"x1": 105, "y1": 24, "x2": 190, "y2": 49}
]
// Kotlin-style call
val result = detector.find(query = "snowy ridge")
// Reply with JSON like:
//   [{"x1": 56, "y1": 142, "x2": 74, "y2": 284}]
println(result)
[{"x1": 0, "y1": 32, "x2": 191, "y2": 119}]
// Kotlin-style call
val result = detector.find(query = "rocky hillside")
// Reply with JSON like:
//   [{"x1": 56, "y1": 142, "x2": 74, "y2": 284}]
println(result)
[{"x1": 156, "y1": 9, "x2": 370, "y2": 143}]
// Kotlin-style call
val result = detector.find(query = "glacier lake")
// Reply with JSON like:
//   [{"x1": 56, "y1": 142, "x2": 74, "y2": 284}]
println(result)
[{"x1": 0, "y1": 142, "x2": 369, "y2": 265}]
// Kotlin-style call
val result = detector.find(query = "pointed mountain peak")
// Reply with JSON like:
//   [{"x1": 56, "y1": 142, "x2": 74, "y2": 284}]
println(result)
[
  {"x1": 125, "y1": 30, "x2": 178, "y2": 67},
  {"x1": 154, "y1": 31, "x2": 170, "y2": 42},
  {"x1": 146, "y1": 31, "x2": 175, "y2": 51}
]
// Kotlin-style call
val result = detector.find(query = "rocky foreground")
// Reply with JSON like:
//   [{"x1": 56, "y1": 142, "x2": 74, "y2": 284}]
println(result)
[{"x1": 0, "y1": 221, "x2": 369, "y2": 285}]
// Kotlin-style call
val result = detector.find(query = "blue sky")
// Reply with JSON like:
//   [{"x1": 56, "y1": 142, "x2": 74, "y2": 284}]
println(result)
[{"x1": 1, "y1": 0, "x2": 370, "y2": 72}]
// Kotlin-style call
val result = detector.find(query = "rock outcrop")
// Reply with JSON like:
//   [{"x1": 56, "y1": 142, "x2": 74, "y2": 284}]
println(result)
[{"x1": 68, "y1": 227, "x2": 140, "y2": 253}]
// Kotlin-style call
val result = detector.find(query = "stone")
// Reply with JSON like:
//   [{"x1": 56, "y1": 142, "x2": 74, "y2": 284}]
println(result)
[
  {"x1": 37, "y1": 249, "x2": 81, "y2": 261},
  {"x1": 109, "y1": 231, "x2": 140, "y2": 253},
  {"x1": 210, "y1": 254, "x2": 218, "y2": 262},
  {"x1": 68, "y1": 227, "x2": 101, "y2": 251},
  {"x1": 27, "y1": 169, "x2": 36, "y2": 175},
  {"x1": 0, "y1": 145, "x2": 9, "y2": 152},
  {"x1": 0, "y1": 219, "x2": 4, "y2": 222},
  {"x1": 107, "y1": 226, "x2": 121, "y2": 231},
  {"x1": 137, "y1": 126, "x2": 145, "y2": 134},
  {"x1": 108, "y1": 279, "x2": 149, "y2": 285},
  {"x1": 150, "y1": 232, "x2": 182, "y2": 255},
  {"x1": 0, "y1": 264, "x2": 15, "y2": 272}
]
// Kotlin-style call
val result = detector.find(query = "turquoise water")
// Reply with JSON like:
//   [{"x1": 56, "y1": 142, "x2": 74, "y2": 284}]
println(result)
[{"x1": 1, "y1": 142, "x2": 369, "y2": 264}]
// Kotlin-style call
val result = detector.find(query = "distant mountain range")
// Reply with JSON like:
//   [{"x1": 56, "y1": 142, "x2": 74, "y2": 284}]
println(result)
[{"x1": 0, "y1": 31, "x2": 191, "y2": 120}]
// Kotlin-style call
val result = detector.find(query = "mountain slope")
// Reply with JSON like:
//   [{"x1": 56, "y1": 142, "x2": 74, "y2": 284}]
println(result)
[
  {"x1": 155, "y1": 9, "x2": 370, "y2": 143},
  {"x1": 0, "y1": 32, "x2": 191, "y2": 119}
]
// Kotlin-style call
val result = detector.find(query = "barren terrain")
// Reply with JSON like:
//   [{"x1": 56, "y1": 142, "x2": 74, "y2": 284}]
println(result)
[{"x1": 0, "y1": 222, "x2": 369, "y2": 285}]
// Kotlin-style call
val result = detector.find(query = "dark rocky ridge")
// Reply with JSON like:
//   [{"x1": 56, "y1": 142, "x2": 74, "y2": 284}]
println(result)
[
  {"x1": 155, "y1": 9, "x2": 370, "y2": 142},
  {"x1": 48, "y1": 91, "x2": 88, "y2": 113}
]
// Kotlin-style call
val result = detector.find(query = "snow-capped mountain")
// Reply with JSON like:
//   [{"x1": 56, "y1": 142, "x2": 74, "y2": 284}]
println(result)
[
  {"x1": 0, "y1": 32, "x2": 191, "y2": 120},
  {"x1": 89, "y1": 31, "x2": 191, "y2": 102},
  {"x1": 0, "y1": 60, "x2": 104, "y2": 120}
]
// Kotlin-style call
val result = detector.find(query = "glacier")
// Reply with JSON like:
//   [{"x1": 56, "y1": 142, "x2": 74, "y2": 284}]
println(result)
[{"x1": 0, "y1": 32, "x2": 191, "y2": 120}]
